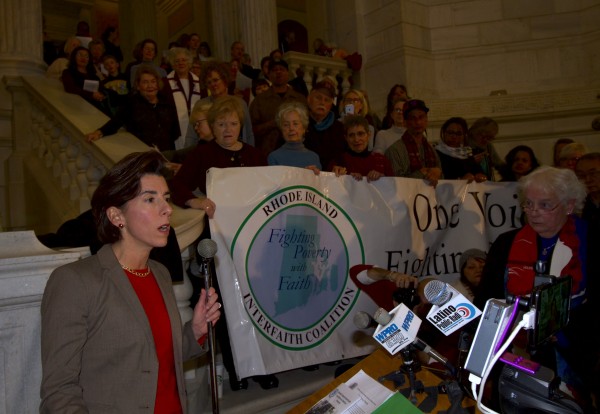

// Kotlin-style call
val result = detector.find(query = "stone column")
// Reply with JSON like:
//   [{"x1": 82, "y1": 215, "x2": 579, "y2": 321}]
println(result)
[
  {"x1": 209, "y1": 0, "x2": 239, "y2": 61},
  {"x1": 119, "y1": 0, "x2": 158, "y2": 65},
  {"x1": 237, "y1": 0, "x2": 278, "y2": 65},
  {"x1": 0, "y1": 0, "x2": 46, "y2": 76},
  {"x1": 0, "y1": 0, "x2": 44, "y2": 230}
]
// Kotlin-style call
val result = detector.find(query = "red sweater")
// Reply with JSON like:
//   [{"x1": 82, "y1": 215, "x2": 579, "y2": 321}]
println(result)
[{"x1": 126, "y1": 270, "x2": 182, "y2": 414}]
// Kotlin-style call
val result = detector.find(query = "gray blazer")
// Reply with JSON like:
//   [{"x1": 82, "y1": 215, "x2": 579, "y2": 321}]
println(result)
[{"x1": 40, "y1": 244, "x2": 206, "y2": 413}]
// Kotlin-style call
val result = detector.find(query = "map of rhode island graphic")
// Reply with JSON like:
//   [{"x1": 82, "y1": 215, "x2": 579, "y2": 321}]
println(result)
[
  {"x1": 273, "y1": 215, "x2": 339, "y2": 318},
  {"x1": 248, "y1": 209, "x2": 346, "y2": 329}
]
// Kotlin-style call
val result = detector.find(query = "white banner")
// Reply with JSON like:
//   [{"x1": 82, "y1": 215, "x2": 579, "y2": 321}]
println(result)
[{"x1": 207, "y1": 166, "x2": 520, "y2": 378}]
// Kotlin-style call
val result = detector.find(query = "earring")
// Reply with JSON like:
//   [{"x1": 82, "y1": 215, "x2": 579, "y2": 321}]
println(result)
[{"x1": 118, "y1": 223, "x2": 124, "y2": 228}]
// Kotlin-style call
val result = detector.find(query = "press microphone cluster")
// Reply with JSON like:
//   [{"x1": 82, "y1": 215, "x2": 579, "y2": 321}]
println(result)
[{"x1": 354, "y1": 307, "x2": 457, "y2": 376}]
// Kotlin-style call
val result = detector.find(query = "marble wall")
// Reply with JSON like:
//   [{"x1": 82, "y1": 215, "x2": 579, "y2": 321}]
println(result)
[{"x1": 360, "y1": 0, "x2": 600, "y2": 111}]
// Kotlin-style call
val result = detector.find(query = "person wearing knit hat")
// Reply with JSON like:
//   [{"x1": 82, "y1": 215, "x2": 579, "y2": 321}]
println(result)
[{"x1": 457, "y1": 248, "x2": 486, "y2": 300}]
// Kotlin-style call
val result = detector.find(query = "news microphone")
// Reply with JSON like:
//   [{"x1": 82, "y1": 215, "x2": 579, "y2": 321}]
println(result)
[
  {"x1": 353, "y1": 308, "x2": 394, "y2": 329},
  {"x1": 424, "y1": 280, "x2": 482, "y2": 336},
  {"x1": 354, "y1": 307, "x2": 456, "y2": 376},
  {"x1": 424, "y1": 279, "x2": 453, "y2": 306}
]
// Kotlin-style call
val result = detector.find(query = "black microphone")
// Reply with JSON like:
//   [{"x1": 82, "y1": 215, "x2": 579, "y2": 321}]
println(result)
[
  {"x1": 196, "y1": 238, "x2": 219, "y2": 413},
  {"x1": 424, "y1": 279, "x2": 453, "y2": 306}
]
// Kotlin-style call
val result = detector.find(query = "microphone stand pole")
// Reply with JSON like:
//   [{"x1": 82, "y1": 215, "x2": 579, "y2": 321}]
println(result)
[{"x1": 202, "y1": 259, "x2": 219, "y2": 414}]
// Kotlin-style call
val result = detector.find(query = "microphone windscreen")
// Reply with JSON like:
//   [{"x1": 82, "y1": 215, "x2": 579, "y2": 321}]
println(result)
[
  {"x1": 373, "y1": 308, "x2": 392, "y2": 326},
  {"x1": 353, "y1": 311, "x2": 373, "y2": 329},
  {"x1": 424, "y1": 279, "x2": 452, "y2": 306},
  {"x1": 197, "y1": 239, "x2": 218, "y2": 259}
]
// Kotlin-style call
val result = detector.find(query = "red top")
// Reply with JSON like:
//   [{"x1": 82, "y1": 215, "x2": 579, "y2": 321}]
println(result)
[{"x1": 125, "y1": 269, "x2": 182, "y2": 414}]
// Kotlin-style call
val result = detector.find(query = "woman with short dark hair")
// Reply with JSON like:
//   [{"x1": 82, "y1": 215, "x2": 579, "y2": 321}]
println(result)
[
  {"x1": 61, "y1": 46, "x2": 107, "y2": 113},
  {"x1": 40, "y1": 151, "x2": 221, "y2": 413},
  {"x1": 499, "y1": 144, "x2": 540, "y2": 181}
]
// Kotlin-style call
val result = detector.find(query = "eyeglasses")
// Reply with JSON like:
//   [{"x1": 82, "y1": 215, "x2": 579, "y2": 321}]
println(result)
[
  {"x1": 207, "y1": 77, "x2": 222, "y2": 84},
  {"x1": 344, "y1": 98, "x2": 361, "y2": 103},
  {"x1": 194, "y1": 119, "x2": 208, "y2": 128},
  {"x1": 393, "y1": 108, "x2": 404, "y2": 114},
  {"x1": 560, "y1": 156, "x2": 580, "y2": 165},
  {"x1": 521, "y1": 200, "x2": 561, "y2": 214}
]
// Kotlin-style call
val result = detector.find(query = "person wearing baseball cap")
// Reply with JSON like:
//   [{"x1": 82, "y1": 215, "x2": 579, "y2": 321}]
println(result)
[
  {"x1": 304, "y1": 79, "x2": 346, "y2": 169},
  {"x1": 249, "y1": 58, "x2": 307, "y2": 156},
  {"x1": 384, "y1": 98, "x2": 442, "y2": 187}
]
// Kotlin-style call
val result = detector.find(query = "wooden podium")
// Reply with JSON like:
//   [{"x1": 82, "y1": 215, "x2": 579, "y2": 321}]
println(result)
[{"x1": 287, "y1": 348, "x2": 478, "y2": 413}]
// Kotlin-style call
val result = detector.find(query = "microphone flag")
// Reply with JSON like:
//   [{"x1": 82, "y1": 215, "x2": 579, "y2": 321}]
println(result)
[
  {"x1": 372, "y1": 303, "x2": 421, "y2": 355},
  {"x1": 426, "y1": 283, "x2": 481, "y2": 336}
]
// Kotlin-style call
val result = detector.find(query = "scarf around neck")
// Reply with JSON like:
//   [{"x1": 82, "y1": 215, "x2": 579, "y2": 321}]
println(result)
[
  {"x1": 506, "y1": 216, "x2": 586, "y2": 305},
  {"x1": 313, "y1": 111, "x2": 335, "y2": 132},
  {"x1": 401, "y1": 132, "x2": 438, "y2": 173}
]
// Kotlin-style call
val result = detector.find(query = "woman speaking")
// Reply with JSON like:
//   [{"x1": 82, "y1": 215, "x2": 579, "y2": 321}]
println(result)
[{"x1": 40, "y1": 151, "x2": 221, "y2": 413}]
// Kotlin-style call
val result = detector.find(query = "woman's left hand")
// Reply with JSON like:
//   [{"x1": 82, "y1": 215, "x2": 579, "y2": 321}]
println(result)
[{"x1": 191, "y1": 287, "x2": 221, "y2": 340}]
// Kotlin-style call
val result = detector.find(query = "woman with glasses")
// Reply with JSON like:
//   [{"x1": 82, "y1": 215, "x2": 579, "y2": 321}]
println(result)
[
  {"x1": 475, "y1": 166, "x2": 598, "y2": 411},
  {"x1": 196, "y1": 61, "x2": 254, "y2": 146},
  {"x1": 339, "y1": 89, "x2": 376, "y2": 150},
  {"x1": 436, "y1": 117, "x2": 487, "y2": 182},
  {"x1": 164, "y1": 47, "x2": 203, "y2": 151}
]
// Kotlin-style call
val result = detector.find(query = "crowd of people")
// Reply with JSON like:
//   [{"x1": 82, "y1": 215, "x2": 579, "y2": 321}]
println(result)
[{"x1": 40, "y1": 25, "x2": 600, "y2": 413}]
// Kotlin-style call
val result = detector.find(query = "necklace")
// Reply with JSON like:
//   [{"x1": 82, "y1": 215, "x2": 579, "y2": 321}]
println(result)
[
  {"x1": 541, "y1": 241, "x2": 557, "y2": 256},
  {"x1": 121, "y1": 264, "x2": 150, "y2": 277},
  {"x1": 542, "y1": 244, "x2": 556, "y2": 255}
]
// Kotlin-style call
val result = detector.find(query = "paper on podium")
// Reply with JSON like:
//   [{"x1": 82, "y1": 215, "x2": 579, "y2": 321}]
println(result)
[{"x1": 305, "y1": 370, "x2": 394, "y2": 414}]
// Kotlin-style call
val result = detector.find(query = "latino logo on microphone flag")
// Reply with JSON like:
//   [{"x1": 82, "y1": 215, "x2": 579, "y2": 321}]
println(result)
[
  {"x1": 455, "y1": 302, "x2": 477, "y2": 319},
  {"x1": 426, "y1": 284, "x2": 482, "y2": 335}
]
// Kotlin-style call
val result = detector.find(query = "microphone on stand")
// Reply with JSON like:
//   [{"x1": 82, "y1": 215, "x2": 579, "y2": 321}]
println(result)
[
  {"x1": 197, "y1": 238, "x2": 220, "y2": 414},
  {"x1": 353, "y1": 307, "x2": 457, "y2": 376}
]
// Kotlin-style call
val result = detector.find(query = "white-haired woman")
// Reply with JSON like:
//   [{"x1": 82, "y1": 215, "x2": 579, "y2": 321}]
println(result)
[
  {"x1": 268, "y1": 102, "x2": 321, "y2": 173},
  {"x1": 165, "y1": 47, "x2": 203, "y2": 150},
  {"x1": 475, "y1": 166, "x2": 599, "y2": 409}
]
